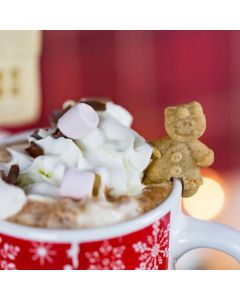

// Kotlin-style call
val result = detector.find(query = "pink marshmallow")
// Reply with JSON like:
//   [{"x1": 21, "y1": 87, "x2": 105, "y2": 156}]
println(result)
[
  {"x1": 58, "y1": 103, "x2": 99, "y2": 139},
  {"x1": 59, "y1": 168, "x2": 95, "y2": 199}
]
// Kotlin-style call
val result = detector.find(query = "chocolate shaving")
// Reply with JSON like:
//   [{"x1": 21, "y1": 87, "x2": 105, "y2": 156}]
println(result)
[
  {"x1": 80, "y1": 97, "x2": 110, "y2": 111},
  {"x1": 51, "y1": 128, "x2": 66, "y2": 139},
  {"x1": 0, "y1": 148, "x2": 12, "y2": 163},
  {"x1": 30, "y1": 129, "x2": 43, "y2": 140},
  {"x1": 4, "y1": 164, "x2": 19, "y2": 185},
  {"x1": 25, "y1": 142, "x2": 44, "y2": 158}
]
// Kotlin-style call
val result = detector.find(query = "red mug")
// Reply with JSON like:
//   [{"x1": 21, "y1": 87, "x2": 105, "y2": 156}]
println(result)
[{"x1": 0, "y1": 134, "x2": 240, "y2": 270}]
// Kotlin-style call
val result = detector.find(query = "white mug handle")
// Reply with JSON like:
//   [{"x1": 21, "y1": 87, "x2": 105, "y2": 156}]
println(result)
[{"x1": 170, "y1": 211, "x2": 240, "y2": 269}]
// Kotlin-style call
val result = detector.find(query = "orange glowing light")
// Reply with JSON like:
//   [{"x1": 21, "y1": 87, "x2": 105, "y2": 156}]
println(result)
[{"x1": 183, "y1": 169, "x2": 225, "y2": 220}]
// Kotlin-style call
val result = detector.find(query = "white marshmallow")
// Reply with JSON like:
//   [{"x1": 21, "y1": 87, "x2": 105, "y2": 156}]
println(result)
[
  {"x1": 58, "y1": 103, "x2": 99, "y2": 139},
  {"x1": 0, "y1": 179, "x2": 27, "y2": 220},
  {"x1": 105, "y1": 102, "x2": 133, "y2": 127},
  {"x1": 60, "y1": 168, "x2": 95, "y2": 199}
]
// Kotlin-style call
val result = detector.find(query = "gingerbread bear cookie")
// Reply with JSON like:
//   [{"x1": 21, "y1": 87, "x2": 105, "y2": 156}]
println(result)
[{"x1": 143, "y1": 101, "x2": 214, "y2": 197}]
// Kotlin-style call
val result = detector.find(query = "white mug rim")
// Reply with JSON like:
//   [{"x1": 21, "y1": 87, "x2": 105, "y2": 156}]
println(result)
[{"x1": 0, "y1": 131, "x2": 182, "y2": 243}]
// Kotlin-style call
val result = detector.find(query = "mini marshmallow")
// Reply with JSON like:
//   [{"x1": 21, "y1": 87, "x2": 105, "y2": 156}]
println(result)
[
  {"x1": 59, "y1": 168, "x2": 95, "y2": 199},
  {"x1": 105, "y1": 102, "x2": 133, "y2": 127},
  {"x1": 58, "y1": 103, "x2": 99, "y2": 139},
  {"x1": 0, "y1": 179, "x2": 27, "y2": 220}
]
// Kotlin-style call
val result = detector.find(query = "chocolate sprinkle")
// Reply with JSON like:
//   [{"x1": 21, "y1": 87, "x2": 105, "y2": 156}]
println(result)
[
  {"x1": 0, "y1": 148, "x2": 12, "y2": 163},
  {"x1": 30, "y1": 129, "x2": 43, "y2": 140},
  {"x1": 80, "y1": 97, "x2": 110, "y2": 111},
  {"x1": 25, "y1": 142, "x2": 44, "y2": 158},
  {"x1": 4, "y1": 164, "x2": 19, "y2": 185},
  {"x1": 51, "y1": 128, "x2": 66, "y2": 139}
]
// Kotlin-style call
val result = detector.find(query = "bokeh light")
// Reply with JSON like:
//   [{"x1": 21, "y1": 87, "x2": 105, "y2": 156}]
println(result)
[{"x1": 183, "y1": 172, "x2": 225, "y2": 220}]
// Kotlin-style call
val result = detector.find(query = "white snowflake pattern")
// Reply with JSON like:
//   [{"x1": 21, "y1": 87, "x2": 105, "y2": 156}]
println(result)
[
  {"x1": 0, "y1": 237, "x2": 20, "y2": 270},
  {"x1": 63, "y1": 242, "x2": 80, "y2": 270},
  {"x1": 132, "y1": 221, "x2": 169, "y2": 270},
  {"x1": 29, "y1": 242, "x2": 57, "y2": 266},
  {"x1": 85, "y1": 241, "x2": 126, "y2": 270}
]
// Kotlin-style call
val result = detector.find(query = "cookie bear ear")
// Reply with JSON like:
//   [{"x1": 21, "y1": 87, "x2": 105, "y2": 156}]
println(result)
[
  {"x1": 164, "y1": 106, "x2": 176, "y2": 117},
  {"x1": 191, "y1": 101, "x2": 203, "y2": 113}
]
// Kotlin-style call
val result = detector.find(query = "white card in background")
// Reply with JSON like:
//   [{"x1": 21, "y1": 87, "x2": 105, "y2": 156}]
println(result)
[{"x1": 0, "y1": 30, "x2": 42, "y2": 126}]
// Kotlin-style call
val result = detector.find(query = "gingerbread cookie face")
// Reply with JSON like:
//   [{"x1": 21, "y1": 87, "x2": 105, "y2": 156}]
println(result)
[{"x1": 165, "y1": 101, "x2": 206, "y2": 142}]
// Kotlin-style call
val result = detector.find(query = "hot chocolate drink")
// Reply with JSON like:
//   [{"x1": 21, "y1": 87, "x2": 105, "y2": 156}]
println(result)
[{"x1": 0, "y1": 99, "x2": 213, "y2": 229}]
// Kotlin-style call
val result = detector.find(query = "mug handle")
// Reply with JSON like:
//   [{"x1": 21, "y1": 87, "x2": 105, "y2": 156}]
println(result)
[{"x1": 170, "y1": 211, "x2": 240, "y2": 269}]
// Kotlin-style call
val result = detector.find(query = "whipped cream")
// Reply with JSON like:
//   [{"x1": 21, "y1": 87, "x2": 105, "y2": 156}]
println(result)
[
  {"x1": 0, "y1": 101, "x2": 152, "y2": 224},
  {"x1": 24, "y1": 102, "x2": 152, "y2": 197},
  {"x1": 0, "y1": 148, "x2": 32, "y2": 174},
  {"x1": 76, "y1": 113, "x2": 152, "y2": 196},
  {"x1": 25, "y1": 182, "x2": 60, "y2": 199}
]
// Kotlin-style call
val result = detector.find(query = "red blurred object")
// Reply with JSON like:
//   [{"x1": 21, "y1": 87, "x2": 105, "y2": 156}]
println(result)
[{"x1": 7, "y1": 31, "x2": 240, "y2": 172}]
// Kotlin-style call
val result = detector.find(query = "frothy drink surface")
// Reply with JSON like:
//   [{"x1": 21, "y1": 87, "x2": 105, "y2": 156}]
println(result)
[{"x1": 10, "y1": 184, "x2": 172, "y2": 228}]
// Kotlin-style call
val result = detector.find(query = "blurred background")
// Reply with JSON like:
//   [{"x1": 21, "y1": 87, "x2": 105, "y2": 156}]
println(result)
[{"x1": 0, "y1": 30, "x2": 239, "y2": 269}]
